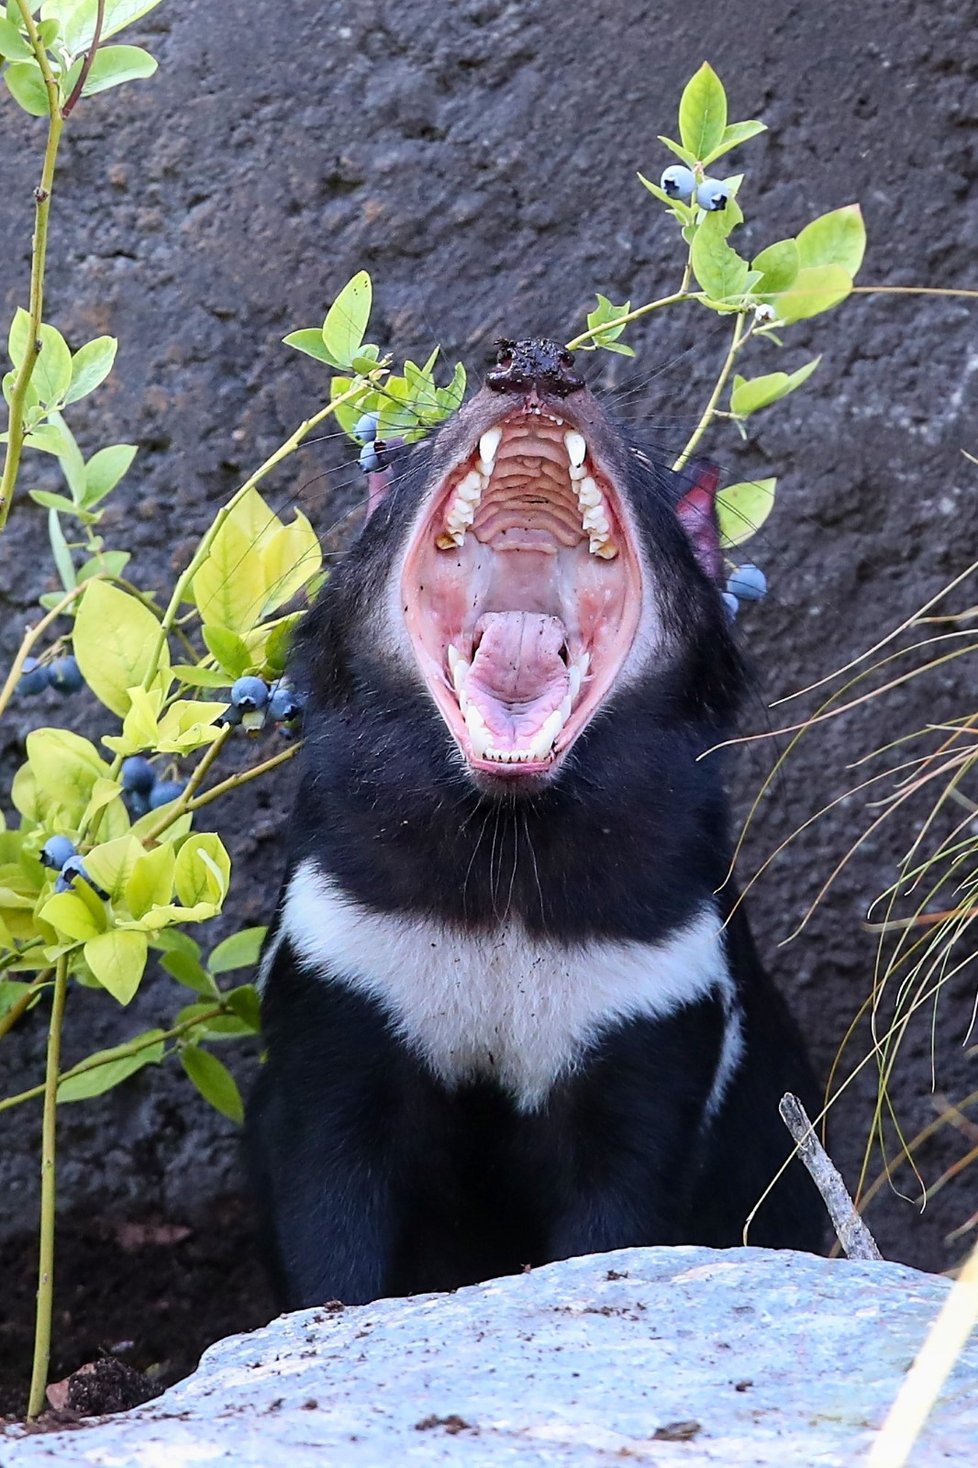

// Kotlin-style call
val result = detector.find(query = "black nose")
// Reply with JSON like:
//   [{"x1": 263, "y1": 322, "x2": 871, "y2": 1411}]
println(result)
[{"x1": 486, "y1": 338, "x2": 584, "y2": 399}]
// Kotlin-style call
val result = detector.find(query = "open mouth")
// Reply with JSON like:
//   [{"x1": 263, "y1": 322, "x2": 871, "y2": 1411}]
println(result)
[{"x1": 401, "y1": 405, "x2": 644, "y2": 778}]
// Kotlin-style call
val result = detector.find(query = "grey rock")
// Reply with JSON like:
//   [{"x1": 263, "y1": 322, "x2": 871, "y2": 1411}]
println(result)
[{"x1": 3, "y1": 1247, "x2": 976, "y2": 1465}]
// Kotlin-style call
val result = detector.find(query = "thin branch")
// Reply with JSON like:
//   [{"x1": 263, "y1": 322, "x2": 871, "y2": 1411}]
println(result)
[
  {"x1": 61, "y1": 0, "x2": 105, "y2": 118},
  {"x1": 778, "y1": 1093, "x2": 883, "y2": 1261}
]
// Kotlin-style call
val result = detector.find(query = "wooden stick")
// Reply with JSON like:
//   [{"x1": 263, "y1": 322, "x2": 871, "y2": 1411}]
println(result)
[{"x1": 779, "y1": 1092, "x2": 883, "y2": 1261}]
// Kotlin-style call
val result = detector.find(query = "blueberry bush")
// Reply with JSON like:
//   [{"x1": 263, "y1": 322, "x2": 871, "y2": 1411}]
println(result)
[{"x1": 1, "y1": 15, "x2": 868, "y2": 1413}]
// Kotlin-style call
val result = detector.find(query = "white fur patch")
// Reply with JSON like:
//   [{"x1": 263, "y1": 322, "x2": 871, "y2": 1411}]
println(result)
[{"x1": 271, "y1": 858, "x2": 740, "y2": 1112}]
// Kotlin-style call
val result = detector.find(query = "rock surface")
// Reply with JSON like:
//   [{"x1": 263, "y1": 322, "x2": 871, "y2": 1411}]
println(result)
[{"x1": 3, "y1": 1247, "x2": 975, "y2": 1466}]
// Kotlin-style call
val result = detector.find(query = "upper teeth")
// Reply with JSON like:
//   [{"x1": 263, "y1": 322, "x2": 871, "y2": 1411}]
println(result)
[{"x1": 435, "y1": 427, "x2": 618, "y2": 559}]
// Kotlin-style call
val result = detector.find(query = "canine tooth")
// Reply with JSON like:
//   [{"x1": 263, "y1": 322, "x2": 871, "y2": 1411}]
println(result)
[
  {"x1": 559, "y1": 694, "x2": 573, "y2": 722},
  {"x1": 564, "y1": 431, "x2": 586, "y2": 468},
  {"x1": 568, "y1": 665, "x2": 582, "y2": 700},
  {"x1": 578, "y1": 476, "x2": 601, "y2": 507},
  {"x1": 479, "y1": 428, "x2": 502, "y2": 467},
  {"x1": 464, "y1": 704, "x2": 491, "y2": 756},
  {"x1": 532, "y1": 709, "x2": 564, "y2": 758},
  {"x1": 447, "y1": 644, "x2": 463, "y2": 678}
]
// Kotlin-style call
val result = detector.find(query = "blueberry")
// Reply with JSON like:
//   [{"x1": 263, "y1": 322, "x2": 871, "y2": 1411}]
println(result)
[
  {"x1": 229, "y1": 676, "x2": 269, "y2": 711},
  {"x1": 17, "y1": 656, "x2": 49, "y2": 696},
  {"x1": 57, "y1": 855, "x2": 108, "y2": 898},
  {"x1": 660, "y1": 165, "x2": 696, "y2": 202},
  {"x1": 126, "y1": 791, "x2": 151, "y2": 819},
  {"x1": 121, "y1": 756, "x2": 156, "y2": 793},
  {"x1": 354, "y1": 411, "x2": 379, "y2": 443},
  {"x1": 48, "y1": 655, "x2": 84, "y2": 693},
  {"x1": 359, "y1": 442, "x2": 380, "y2": 474},
  {"x1": 727, "y1": 564, "x2": 767, "y2": 602},
  {"x1": 40, "y1": 834, "x2": 78, "y2": 871},
  {"x1": 267, "y1": 681, "x2": 304, "y2": 723},
  {"x1": 721, "y1": 591, "x2": 739, "y2": 621},
  {"x1": 697, "y1": 178, "x2": 729, "y2": 212},
  {"x1": 148, "y1": 779, "x2": 186, "y2": 809}
]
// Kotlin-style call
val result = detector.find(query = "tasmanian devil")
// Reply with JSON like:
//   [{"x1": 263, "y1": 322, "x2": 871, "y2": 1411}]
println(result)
[{"x1": 246, "y1": 338, "x2": 824, "y2": 1309}]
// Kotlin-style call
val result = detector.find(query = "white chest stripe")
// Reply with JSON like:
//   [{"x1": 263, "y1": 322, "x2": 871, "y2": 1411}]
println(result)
[{"x1": 274, "y1": 858, "x2": 741, "y2": 1112}]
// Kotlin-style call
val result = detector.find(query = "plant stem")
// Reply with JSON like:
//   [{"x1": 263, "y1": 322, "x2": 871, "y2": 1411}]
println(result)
[
  {"x1": 672, "y1": 311, "x2": 748, "y2": 472},
  {"x1": 564, "y1": 291, "x2": 692, "y2": 352},
  {"x1": 26, "y1": 954, "x2": 68, "y2": 1420},
  {"x1": 0, "y1": 4, "x2": 64, "y2": 536},
  {"x1": 61, "y1": 0, "x2": 104, "y2": 118},
  {"x1": 141, "y1": 739, "x2": 301, "y2": 843},
  {"x1": 0, "y1": 1004, "x2": 226, "y2": 1115}
]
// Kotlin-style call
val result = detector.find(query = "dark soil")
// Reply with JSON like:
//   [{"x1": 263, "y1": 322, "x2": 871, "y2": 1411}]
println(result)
[{"x1": 0, "y1": 1194, "x2": 274, "y2": 1421}]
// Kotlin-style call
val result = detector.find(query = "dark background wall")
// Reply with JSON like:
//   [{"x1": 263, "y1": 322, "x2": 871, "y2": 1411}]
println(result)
[{"x1": 1, "y1": 0, "x2": 976, "y2": 1291}]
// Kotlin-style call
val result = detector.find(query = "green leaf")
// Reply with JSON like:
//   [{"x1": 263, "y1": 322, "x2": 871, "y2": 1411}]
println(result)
[
  {"x1": 0, "y1": 16, "x2": 33, "y2": 58},
  {"x1": 7, "y1": 306, "x2": 31, "y2": 371},
  {"x1": 0, "y1": 979, "x2": 38, "y2": 1017},
  {"x1": 730, "y1": 358, "x2": 820, "y2": 417},
  {"x1": 20, "y1": 424, "x2": 63, "y2": 456},
  {"x1": 3, "y1": 59, "x2": 51, "y2": 116},
  {"x1": 690, "y1": 214, "x2": 749, "y2": 300},
  {"x1": 73, "y1": 579, "x2": 170, "y2": 717},
  {"x1": 202, "y1": 624, "x2": 252, "y2": 678},
  {"x1": 716, "y1": 477, "x2": 777, "y2": 548},
  {"x1": 751, "y1": 238, "x2": 799, "y2": 296},
  {"x1": 33, "y1": 323, "x2": 73, "y2": 405},
  {"x1": 225, "y1": 983, "x2": 261, "y2": 1032},
  {"x1": 64, "y1": 336, "x2": 117, "y2": 405},
  {"x1": 320, "y1": 271, "x2": 372, "y2": 370},
  {"x1": 161, "y1": 947, "x2": 219, "y2": 997},
  {"x1": 77, "y1": 550, "x2": 131, "y2": 581},
  {"x1": 82, "y1": 442, "x2": 137, "y2": 506},
  {"x1": 702, "y1": 118, "x2": 767, "y2": 166},
  {"x1": 29, "y1": 490, "x2": 77, "y2": 514},
  {"x1": 63, "y1": 43, "x2": 157, "y2": 98},
  {"x1": 656, "y1": 134, "x2": 695, "y2": 166},
  {"x1": 796, "y1": 204, "x2": 866, "y2": 278},
  {"x1": 57, "y1": 1030, "x2": 165, "y2": 1103},
  {"x1": 208, "y1": 926, "x2": 267, "y2": 974},
  {"x1": 39, "y1": 887, "x2": 107, "y2": 941},
  {"x1": 48, "y1": 508, "x2": 76, "y2": 591},
  {"x1": 84, "y1": 927, "x2": 148, "y2": 1004},
  {"x1": 180, "y1": 1045, "x2": 244, "y2": 1124},
  {"x1": 282, "y1": 328, "x2": 333, "y2": 364},
  {"x1": 678, "y1": 63, "x2": 727, "y2": 161},
  {"x1": 766, "y1": 263, "x2": 853, "y2": 325}
]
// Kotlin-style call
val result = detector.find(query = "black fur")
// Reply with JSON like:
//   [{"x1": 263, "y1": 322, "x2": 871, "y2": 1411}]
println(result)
[{"x1": 246, "y1": 357, "x2": 825, "y2": 1309}]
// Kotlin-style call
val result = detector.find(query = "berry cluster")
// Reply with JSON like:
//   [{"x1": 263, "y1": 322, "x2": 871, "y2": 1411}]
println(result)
[
  {"x1": 121, "y1": 756, "x2": 186, "y2": 818},
  {"x1": 354, "y1": 411, "x2": 381, "y2": 472},
  {"x1": 40, "y1": 836, "x2": 106, "y2": 896},
  {"x1": 722, "y1": 563, "x2": 768, "y2": 620},
  {"x1": 17, "y1": 654, "x2": 84, "y2": 697},
  {"x1": 223, "y1": 676, "x2": 306, "y2": 735},
  {"x1": 661, "y1": 166, "x2": 729, "y2": 212}
]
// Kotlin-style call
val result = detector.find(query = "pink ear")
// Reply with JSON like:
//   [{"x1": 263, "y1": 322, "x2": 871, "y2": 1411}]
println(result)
[
  {"x1": 675, "y1": 463, "x2": 723, "y2": 583},
  {"x1": 365, "y1": 467, "x2": 393, "y2": 520}
]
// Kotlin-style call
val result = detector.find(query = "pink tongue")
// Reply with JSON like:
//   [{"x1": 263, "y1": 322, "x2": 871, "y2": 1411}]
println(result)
[{"x1": 468, "y1": 613, "x2": 569, "y2": 747}]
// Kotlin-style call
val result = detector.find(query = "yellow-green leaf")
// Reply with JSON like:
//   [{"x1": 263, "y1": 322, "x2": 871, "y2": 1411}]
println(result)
[
  {"x1": 766, "y1": 264, "x2": 853, "y2": 325},
  {"x1": 84, "y1": 928, "x2": 148, "y2": 1004},
  {"x1": 678, "y1": 63, "x2": 727, "y2": 161},
  {"x1": 39, "y1": 886, "x2": 107, "y2": 941},
  {"x1": 124, "y1": 842, "x2": 176, "y2": 920},
  {"x1": 154, "y1": 699, "x2": 227, "y2": 754},
  {"x1": 321, "y1": 271, "x2": 372, "y2": 370},
  {"x1": 25, "y1": 728, "x2": 109, "y2": 820},
  {"x1": 74, "y1": 579, "x2": 170, "y2": 717},
  {"x1": 796, "y1": 204, "x2": 866, "y2": 278},
  {"x1": 175, "y1": 833, "x2": 230, "y2": 908},
  {"x1": 101, "y1": 684, "x2": 164, "y2": 756},
  {"x1": 261, "y1": 511, "x2": 323, "y2": 615},
  {"x1": 730, "y1": 358, "x2": 820, "y2": 417},
  {"x1": 82, "y1": 834, "x2": 145, "y2": 902},
  {"x1": 716, "y1": 478, "x2": 777, "y2": 548}
]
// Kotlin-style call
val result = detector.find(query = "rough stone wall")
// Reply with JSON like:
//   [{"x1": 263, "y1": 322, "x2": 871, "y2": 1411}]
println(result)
[{"x1": 1, "y1": 0, "x2": 976, "y2": 1274}]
